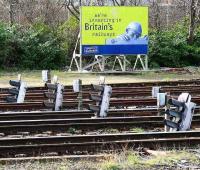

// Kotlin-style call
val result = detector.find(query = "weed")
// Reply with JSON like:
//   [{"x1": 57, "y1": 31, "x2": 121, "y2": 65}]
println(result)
[
  {"x1": 100, "y1": 160, "x2": 121, "y2": 170},
  {"x1": 144, "y1": 150, "x2": 199, "y2": 167},
  {"x1": 129, "y1": 127, "x2": 144, "y2": 133},
  {"x1": 104, "y1": 128, "x2": 119, "y2": 134},
  {"x1": 67, "y1": 127, "x2": 76, "y2": 134}
]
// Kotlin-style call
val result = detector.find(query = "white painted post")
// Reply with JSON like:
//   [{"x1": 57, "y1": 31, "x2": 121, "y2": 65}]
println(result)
[
  {"x1": 55, "y1": 83, "x2": 64, "y2": 111},
  {"x1": 100, "y1": 85, "x2": 112, "y2": 117},
  {"x1": 17, "y1": 82, "x2": 27, "y2": 103}
]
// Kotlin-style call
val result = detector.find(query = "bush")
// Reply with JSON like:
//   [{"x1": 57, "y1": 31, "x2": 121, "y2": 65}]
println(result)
[
  {"x1": 19, "y1": 23, "x2": 66, "y2": 69},
  {"x1": 149, "y1": 23, "x2": 200, "y2": 68},
  {"x1": 0, "y1": 22, "x2": 67, "y2": 70},
  {"x1": 57, "y1": 16, "x2": 79, "y2": 65},
  {"x1": 0, "y1": 23, "x2": 21, "y2": 68}
]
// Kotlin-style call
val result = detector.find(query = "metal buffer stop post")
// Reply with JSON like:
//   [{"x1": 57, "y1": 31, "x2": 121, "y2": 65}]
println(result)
[
  {"x1": 5, "y1": 78, "x2": 27, "y2": 103},
  {"x1": 88, "y1": 84, "x2": 112, "y2": 117},
  {"x1": 73, "y1": 79, "x2": 83, "y2": 110},
  {"x1": 43, "y1": 83, "x2": 64, "y2": 111},
  {"x1": 42, "y1": 70, "x2": 51, "y2": 84},
  {"x1": 164, "y1": 93, "x2": 196, "y2": 131}
]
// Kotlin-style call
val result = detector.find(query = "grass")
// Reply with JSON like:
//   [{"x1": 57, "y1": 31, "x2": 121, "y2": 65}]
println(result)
[
  {"x1": 0, "y1": 70, "x2": 200, "y2": 87},
  {"x1": 102, "y1": 128, "x2": 119, "y2": 134},
  {"x1": 100, "y1": 150, "x2": 200, "y2": 169},
  {"x1": 67, "y1": 127, "x2": 77, "y2": 134},
  {"x1": 129, "y1": 127, "x2": 145, "y2": 133},
  {"x1": 101, "y1": 159, "x2": 122, "y2": 170},
  {"x1": 1, "y1": 150, "x2": 199, "y2": 170},
  {"x1": 144, "y1": 150, "x2": 199, "y2": 167}
]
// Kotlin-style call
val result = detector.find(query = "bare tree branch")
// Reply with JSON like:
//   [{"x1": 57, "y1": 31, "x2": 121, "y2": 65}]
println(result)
[
  {"x1": 71, "y1": 0, "x2": 79, "y2": 14},
  {"x1": 64, "y1": 0, "x2": 79, "y2": 20}
]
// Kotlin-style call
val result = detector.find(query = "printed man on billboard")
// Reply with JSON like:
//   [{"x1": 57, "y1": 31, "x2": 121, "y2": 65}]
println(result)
[{"x1": 105, "y1": 22, "x2": 148, "y2": 45}]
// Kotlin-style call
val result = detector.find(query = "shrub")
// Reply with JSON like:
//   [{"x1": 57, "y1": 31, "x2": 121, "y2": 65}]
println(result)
[
  {"x1": 18, "y1": 22, "x2": 66, "y2": 69},
  {"x1": 149, "y1": 23, "x2": 200, "y2": 68},
  {"x1": 0, "y1": 23, "x2": 21, "y2": 69},
  {"x1": 0, "y1": 22, "x2": 66, "y2": 70}
]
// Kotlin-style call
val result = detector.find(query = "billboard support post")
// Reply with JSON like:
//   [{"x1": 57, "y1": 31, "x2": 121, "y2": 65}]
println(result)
[
  {"x1": 69, "y1": 34, "x2": 82, "y2": 72},
  {"x1": 69, "y1": 53, "x2": 82, "y2": 72},
  {"x1": 112, "y1": 55, "x2": 131, "y2": 72},
  {"x1": 79, "y1": 53, "x2": 82, "y2": 72},
  {"x1": 145, "y1": 55, "x2": 148, "y2": 70},
  {"x1": 133, "y1": 54, "x2": 148, "y2": 71}
]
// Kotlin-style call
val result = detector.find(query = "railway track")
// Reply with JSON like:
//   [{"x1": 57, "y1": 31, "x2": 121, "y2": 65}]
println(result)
[
  {"x1": 1, "y1": 84, "x2": 200, "y2": 102},
  {"x1": 0, "y1": 109, "x2": 159, "y2": 120},
  {"x1": 0, "y1": 79, "x2": 200, "y2": 96},
  {"x1": 0, "y1": 79, "x2": 199, "y2": 111},
  {"x1": 0, "y1": 96, "x2": 200, "y2": 111},
  {"x1": 0, "y1": 114, "x2": 200, "y2": 135},
  {"x1": 0, "y1": 131, "x2": 199, "y2": 158},
  {"x1": 1, "y1": 89, "x2": 200, "y2": 102},
  {"x1": 1, "y1": 79, "x2": 200, "y2": 92},
  {"x1": 0, "y1": 108, "x2": 200, "y2": 120},
  {"x1": 0, "y1": 79, "x2": 200, "y2": 159}
]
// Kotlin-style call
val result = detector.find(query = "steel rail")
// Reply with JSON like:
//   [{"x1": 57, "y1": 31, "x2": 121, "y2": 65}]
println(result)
[
  {"x1": 0, "y1": 107, "x2": 200, "y2": 120},
  {"x1": 0, "y1": 115, "x2": 199, "y2": 135},
  {"x1": 1, "y1": 79, "x2": 200, "y2": 92},
  {"x1": 0, "y1": 109, "x2": 160, "y2": 120},
  {"x1": 1, "y1": 138, "x2": 199, "y2": 157},
  {"x1": 0, "y1": 106, "x2": 199, "y2": 120},
  {"x1": 0, "y1": 131, "x2": 199, "y2": 158},
  {"x1": 0, "y1": 96, "x2": 200, "y2": 111},
  {"x1": 1, "y1": 88, "x2": 200, "y2": 102},
  {"x1": 1, "y1": 79, "x2": 200, "y2": 94},
  {"x1": 0, "y1": 154, "x2": 111, "y2": 163},
  {"x1": 1, "y1": 85, "x2": 200, "y2": 92},
  {"x1": 0, "y1": 115, "x2": 200, "y2": 126},
  {"x1": 0, "y1": 131, "x2": 199, "y2": 145}
]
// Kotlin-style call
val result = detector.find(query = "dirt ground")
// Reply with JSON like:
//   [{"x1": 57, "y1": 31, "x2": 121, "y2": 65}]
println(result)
[{"x1": 0, "y1": 68, "x2": 200, "y2": 87}]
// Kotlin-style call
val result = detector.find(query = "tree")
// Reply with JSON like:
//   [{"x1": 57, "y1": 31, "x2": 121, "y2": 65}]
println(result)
[
  {"x1": 7, "y1": 0, "x2": 19, "y2": 25},
  {"x1": 188, "y1": 0, "x2": 200, "y2": 44}
]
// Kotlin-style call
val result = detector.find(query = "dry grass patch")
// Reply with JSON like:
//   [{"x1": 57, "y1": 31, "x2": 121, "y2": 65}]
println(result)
[
  {"x1": 0, "y1": 70, "x2": 200, "y2": 87},
  {"x1": 0, "y1": 150, "x2": 200, "y2": 170}
]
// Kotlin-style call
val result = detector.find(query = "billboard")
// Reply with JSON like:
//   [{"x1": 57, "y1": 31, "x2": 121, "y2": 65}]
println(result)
[{"x1": 81, "y1": 6, "x2": 148, "y2": 56}]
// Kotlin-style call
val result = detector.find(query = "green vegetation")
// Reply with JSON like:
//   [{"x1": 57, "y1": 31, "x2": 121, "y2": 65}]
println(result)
[
  {"x1": 144, "y1": 150, "x2": 199, "y2": 167},
  {"x1": 102, "y1": 128, "x2": 119, "y2": 134},
  {"x1": 0, "y1": 18, "x2": 200, "y2": 70},
  {"x1": 1, "y1": 150, "x2": 199, "y2": 170},
  {"x1": 0, "y1": 17, "x2": 78, "y2": 70},
  {"x1": 129, "y1": 127, "x2": 144, "y2": 133},
  {"x1": 149, "y1": 22, "x2": 200, "y2": 68},
  {"x1": 101, "y1": 160, "x2": 122, "y2": 170},
  {"x1": 67, "y1": 127, "x2": 76, "y2": 134}
]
